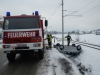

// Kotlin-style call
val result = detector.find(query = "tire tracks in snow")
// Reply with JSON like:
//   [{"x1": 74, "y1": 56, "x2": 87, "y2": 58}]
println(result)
[
  {"x1": 66, "y1": 54, "x2": 93, "y2": 75},
  {"x1": 58, "y1": 58, "x2": 73, "y2": 75},
  {"x1": 56, "y1": 48, "x2": 93, "y2": 75}
]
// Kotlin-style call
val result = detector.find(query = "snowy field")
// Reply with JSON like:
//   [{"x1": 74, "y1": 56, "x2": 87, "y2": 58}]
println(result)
[
  {"x1": 52, "y1": 34, "x2": 100, "y2": 46},
  {"x1": 52, "y1": 34, "x2": 100, "y2": 75}
]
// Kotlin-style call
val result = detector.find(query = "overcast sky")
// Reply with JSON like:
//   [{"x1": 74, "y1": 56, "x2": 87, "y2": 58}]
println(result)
[{"x1": 0, "y1": 0, "x2": 100, "y2": 32}]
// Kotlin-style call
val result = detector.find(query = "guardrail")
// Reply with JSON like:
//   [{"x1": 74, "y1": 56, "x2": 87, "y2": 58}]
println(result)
[
  {"x1": 53, "y1": 37, "x2": 100, "y2": 50},
  {"x1": 71, "y1": 40, "x2": 100, "y2": 50}
]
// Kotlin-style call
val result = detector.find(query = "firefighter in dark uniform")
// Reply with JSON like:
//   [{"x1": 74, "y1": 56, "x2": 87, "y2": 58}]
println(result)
[{"x1": 65, "y1": 34, "x2": 72, "y2": 46}]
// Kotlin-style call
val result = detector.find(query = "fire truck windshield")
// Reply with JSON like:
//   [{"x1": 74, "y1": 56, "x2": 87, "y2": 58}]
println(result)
[{"x1": 3, "y1": 17, "x2": 40, "y2": 30}]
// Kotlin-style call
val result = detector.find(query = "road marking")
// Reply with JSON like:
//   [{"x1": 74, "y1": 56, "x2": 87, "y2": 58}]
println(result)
[{"x1": 3, "y1": 61, "x2": 8, "y2": 65}]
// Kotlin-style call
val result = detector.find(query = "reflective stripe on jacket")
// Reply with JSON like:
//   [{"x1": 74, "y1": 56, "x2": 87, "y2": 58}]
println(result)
[{"x1": 46, "y1": 35, "x2": 52, "y2": 42}]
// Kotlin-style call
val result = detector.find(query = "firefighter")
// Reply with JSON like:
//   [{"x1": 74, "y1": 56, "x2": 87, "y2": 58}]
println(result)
[
  {"x1": 49, "y1": 34, "x2": 53, "y2": 48},
  {"x1": 46, "y1": 34, "x2": 52, "y2": 48},
  {"x1": 65, "y1": 34, "x2": 72, "y2": 46}
]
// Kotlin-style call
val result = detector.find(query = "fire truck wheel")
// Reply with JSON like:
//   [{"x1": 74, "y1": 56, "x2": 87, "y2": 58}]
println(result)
[
  {"x1": 39, "y1": 50, "x2": 44, "y2": 59},
  {"x1": 7, "y1": 53, "x2": 16, "y2": 62}
]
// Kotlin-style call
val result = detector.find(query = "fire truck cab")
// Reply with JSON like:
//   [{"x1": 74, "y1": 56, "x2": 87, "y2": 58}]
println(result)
[{"x1": 2, "y1": 11, "x2": 48, "y2": 62}]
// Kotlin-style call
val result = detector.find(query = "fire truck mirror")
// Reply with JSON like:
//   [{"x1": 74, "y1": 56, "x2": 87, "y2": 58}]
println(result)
[
  {"x1": 45, "y1": 20, "x2": 48, "y2": 27},
  {"x1": 5, "y1": 20, "x2": 9, "y2": 29}
]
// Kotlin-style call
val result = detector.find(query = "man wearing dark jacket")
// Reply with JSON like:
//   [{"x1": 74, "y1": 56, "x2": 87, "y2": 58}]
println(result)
[{"x1": 65, "y1": 34, "x2": 72, "y2": 46}]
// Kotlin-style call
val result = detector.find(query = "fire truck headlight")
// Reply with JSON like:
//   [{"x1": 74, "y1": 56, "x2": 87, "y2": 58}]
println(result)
[
  {"x1": 33, "y1": 43, "x2": 41, "y2": 47},
  {"x1": 3, "y1": 45, "x2": 10, "y2": 48}
]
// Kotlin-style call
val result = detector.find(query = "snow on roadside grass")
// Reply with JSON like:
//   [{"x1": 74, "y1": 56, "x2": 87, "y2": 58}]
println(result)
[
  {"x1": 36, "y1": 48, "x2": 80, "y2": 75},
  {"x1": 0, "y1": 44, "x2": 2, "y2": 49},
  {"x1": 0, "y1": 39, "x2": 2, "y2": 49}
]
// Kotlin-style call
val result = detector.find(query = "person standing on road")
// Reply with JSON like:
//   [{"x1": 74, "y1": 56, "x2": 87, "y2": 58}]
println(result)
[
  {"x1": 46, "y1": 34, "x2": 52, "y2": 48},
  {"x1": 49, "y1": 34, "x2": 53, "y2": 48},
  {"x1": 65, "y1": 34, "x2": 72, "y2": 46}
]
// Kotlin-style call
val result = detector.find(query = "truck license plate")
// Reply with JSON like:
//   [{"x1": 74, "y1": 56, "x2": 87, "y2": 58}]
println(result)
[
  {"x1": 34, "y1": 50, "x2": 38, "y2": 52},
  {"x1": 16, "y1": 44, "x2": 27, "y2": 47}
]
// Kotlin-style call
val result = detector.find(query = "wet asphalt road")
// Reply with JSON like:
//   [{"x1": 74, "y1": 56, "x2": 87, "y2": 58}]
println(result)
[{"x1": 0, "y1": 49, "x2": 41, "y2": 75}]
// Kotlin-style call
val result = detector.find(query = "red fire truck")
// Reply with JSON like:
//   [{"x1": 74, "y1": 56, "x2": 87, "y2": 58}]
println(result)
[{"x1": 2, "y1": 11, "x2": 48, "y2": 62}]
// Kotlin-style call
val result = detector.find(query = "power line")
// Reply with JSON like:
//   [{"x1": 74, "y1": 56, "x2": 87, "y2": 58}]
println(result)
[
  {"x1": 65, "y1": 5, "x2": 99, "y2": 22},
  {"x1": 50, "y1": 0, "x2": 100, "y2": 28},
  {"x1": 65, "y1": 0, "x2": 100, "y2": 22},
  {"x1": 63, "y1": 0, "x2": 97, "y2": 22},
  {"x1": 76, "y1": 0, "x2": 96, "y2": 12},
  {"x1": 66, "y1": 10, "x2": 77, "y2": 12},
  {"x1": 48, "y1": 0, "x2": 61, "y2": 20},
  {"x1": 82, "y1": 5, "x2": 99, "y2": 15},
  {"x1": 67, "y1": 11, "x2": 77, "y2": 15},
  {"x1": 66, "y1": 0, "x2": 96, "y2": 16}
]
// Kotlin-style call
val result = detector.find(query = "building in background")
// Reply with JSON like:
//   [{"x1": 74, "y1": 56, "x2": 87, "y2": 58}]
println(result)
[{"x1": 96, "y1": 31, "x2": 100, "y2": 35}]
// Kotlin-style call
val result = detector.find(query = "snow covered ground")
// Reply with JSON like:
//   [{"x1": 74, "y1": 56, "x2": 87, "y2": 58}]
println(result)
[
  {"x1": 1, "y1": 34, "x2": 100, "y2": 75},
  {"x1": 51, "y1": 34, "x2": 100, "y2": 46},
  {"x1": 71, "y1": 34, "x2": 100, "y2": 46},
  {"x1": 51, "y1": 34, "x2": 100, "y2": 75},
  {"x1": 0, "y1": 39, "x2": 2, "y2": 49},
  {"x1": 36, "y1": 48, "x2": 80, "y2": 75},
  {"x1": 72, "y1": 46, "x2": 100, "y2": 75}
]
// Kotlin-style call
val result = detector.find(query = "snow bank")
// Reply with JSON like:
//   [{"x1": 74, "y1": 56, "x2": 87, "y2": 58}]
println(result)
[
  {"x1": 36, "y1": 48, "x2": 80, "y2": 75},
  {"x1": 71, "y1": 34, "x2": 100, "y2": 45},
  {"x1": 0, "y1": 39, "x2": 2, "y2": 49},
  {"x1": 52, "y1": 34, "x2": 100, "y2": 75}
]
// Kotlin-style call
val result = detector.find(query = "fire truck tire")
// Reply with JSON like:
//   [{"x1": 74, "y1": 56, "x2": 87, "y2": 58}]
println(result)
[
  {"x1": 7, "y1": 53, "x2": 16, "y2": 62},
  {"x1": 39, "y1": 50, "x2": 44, "y2": 59}
]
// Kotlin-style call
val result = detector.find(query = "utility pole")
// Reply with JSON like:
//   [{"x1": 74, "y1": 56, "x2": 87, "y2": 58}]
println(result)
[
  {"x1": 61, "y1": 0, "x2": 81, "y2": 45},
  {"x1": 62, "y1": 0, "x2": 64, "y2": 45}
]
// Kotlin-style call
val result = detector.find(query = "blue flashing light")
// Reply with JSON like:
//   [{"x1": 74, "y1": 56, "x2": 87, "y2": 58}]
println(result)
[
  {"x1": 35, "y1": 34, "x2": 39, "y2": 37},
  {"x1": 6, "y1": 12, "x2": 10, "y2": 16},
  {"x1": 35, "y1": 11, "x2": 39, "y2": 15},
  {"x1": 4, "y1": 35, "x2": 7, "y2": 38}
]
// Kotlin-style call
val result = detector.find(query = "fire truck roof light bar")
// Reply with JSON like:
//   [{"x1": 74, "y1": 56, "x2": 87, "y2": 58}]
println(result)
[
  {"x1": 35, "y1": 11, "x2": 39, "y2": 15},
  {"x1": 6, "y1": 12, "x2": 10, "y2": 16}
]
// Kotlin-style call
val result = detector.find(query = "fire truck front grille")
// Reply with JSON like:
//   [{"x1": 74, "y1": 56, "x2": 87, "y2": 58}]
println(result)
[
  {"x1": 23, "y1": 38, "x2": 31, "y2": 43},
  {"x1": 4, "y1": 38, "x2": 31, "y2": 43},
  {"x1": 4, "y1": 39, "x2": 12, "y2": 43},
  {"x1": 13, "y1": 39, "x2": 22, "y2": 43}
]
